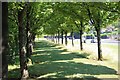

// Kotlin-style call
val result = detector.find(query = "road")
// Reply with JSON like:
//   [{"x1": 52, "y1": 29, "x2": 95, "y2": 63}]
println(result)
[{"x1": 73, "y1": 38, "x2": 120, "y2": 45}]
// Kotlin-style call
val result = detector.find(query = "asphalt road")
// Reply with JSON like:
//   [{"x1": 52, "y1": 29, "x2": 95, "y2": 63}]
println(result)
[{"x1": 74, "y1": 38, "x2": 120, "y2": 44}]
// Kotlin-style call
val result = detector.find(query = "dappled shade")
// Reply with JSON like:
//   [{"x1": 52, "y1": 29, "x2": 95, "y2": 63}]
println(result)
[
  {"x1": 29, "y1": 40, "x2": 117, "y2": 78},
  {"x1": 8, "y1": 40, "x2": 117, "y2": 79}
]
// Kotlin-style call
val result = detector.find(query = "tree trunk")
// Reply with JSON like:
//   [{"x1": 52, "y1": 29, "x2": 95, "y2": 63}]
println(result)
[
  {"x1": 80, "y1": 21, "x2": 83, "y2": 50},
  {"x1": 31, "y1": 33, "x2": 36, "y2": 45},
  {"x1": 58, "y1": 30, "x2": 60, "y2": 44},
  {"x1": 65, "y1": 31, "x2": 67, "y2": 45},
  {"x1": 52, "y1": 35, "x2": 55, "y2": 42},
  {"x1": 79, "y1": 30, "x2": 83, "y2": 50},
  {"x1": 32, "y1": 34, "x2": 36, "y2": 42},
  {"x1": 87, "y1": 7, "x2": 102, "y2": 60},
  {"x1": 71, "y1": 29, "x2": 74, "y2": 47},
  {"x1": 50, "y1": 35, "x2": 52, "y2": 41},
  {"x1": 0, "y1": 2, "x2": 1, "y2": 78},
  {"x1": 26, "y1": 5, "x2": 31, "y2": 58},
  {"x1": 55, "y1": 34, "x2": 57, "y2": 44},
  {"x1": 29, "y1": 35, "x2": 33, "y2": 56},
  {"x1": 96, "y1": 26, "x2": 102, "y2": 61},
  {"x1": 61, "y1": 30, "x2": 64, "y2": 44},
  {"x1": 18, "y1": 7, "x2": 29, "y2": 78},
  {"x1": 2, "y1": 2, "x2": 8, "y2": 78},
  {"x1": 26, "y1": 4, "x2": 33, "y2": 58}
]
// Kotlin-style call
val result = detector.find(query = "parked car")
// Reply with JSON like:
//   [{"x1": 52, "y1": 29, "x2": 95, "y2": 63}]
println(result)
[
  {"x1": 82, "y1": 36, "x2": 86, "y2": 43},
  {"x1": 91, "y1": 37, "x2": 97, "y2": 43}
]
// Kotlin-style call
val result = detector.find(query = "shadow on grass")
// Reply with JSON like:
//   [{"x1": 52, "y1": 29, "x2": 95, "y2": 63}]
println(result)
[
  {"x1": 31, "y1": 51, "x2": 89, "y2": 63},
  {"x1": 8, "y1": 68, "x2": 20, "y2": 78},
  {"x1": 8, "y1": 40, "x2": 117, "y2": 79},
  {"x1": 33, "y1": 40, "x2": 59, "y2": 49},
  {"x1": 28, "y1": 61, "x2": 117, "y2": 78},
  {"x1": 32, "y1": 40, "x2": 89, "y2": 63}
]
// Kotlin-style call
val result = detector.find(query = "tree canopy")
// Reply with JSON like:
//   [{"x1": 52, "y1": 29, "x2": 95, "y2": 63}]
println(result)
[{"x1": 2, "y1": 2, "x2": 119, "y2": 79}]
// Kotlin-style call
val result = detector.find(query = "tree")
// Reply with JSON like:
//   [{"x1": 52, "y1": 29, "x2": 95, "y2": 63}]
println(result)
[
  {"x1": 55, "y1": 2, "x2": 88, "y2": 50},
  {"x1": 2, "y1": 2, "x2": 8, "y2": 78},
  {"x1": 84, "y1": 2, "x2": 118, "y2": 60},
  {"x1": 70, "y1": 3, "x2": 89, "y2": 50},
  {"x1": 26, "y1": 3, "x2": 33, "y2": 60},
  {"x1": 17, "y1": 3, "x2": 29, "y2": 78}
]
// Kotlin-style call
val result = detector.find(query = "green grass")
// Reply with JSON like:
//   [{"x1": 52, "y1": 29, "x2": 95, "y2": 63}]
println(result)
[
  {"x1": 66, "y1": 39, "x2": 118, "y2": 71},
  {"x1": 8, "y1": 39, "x2": 119, "y2": 79},
  {"x1": 102, "y1": 44, "x2": 118, "y2": 50}
]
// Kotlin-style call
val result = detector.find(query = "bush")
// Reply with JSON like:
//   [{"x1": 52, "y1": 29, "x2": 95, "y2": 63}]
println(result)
[
  {"x1": 107, "y1": 33, "x2": 112, "y2": 36},
  {"x1": 112, "y1": 31, "x2": 118, "y2": 35}
]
